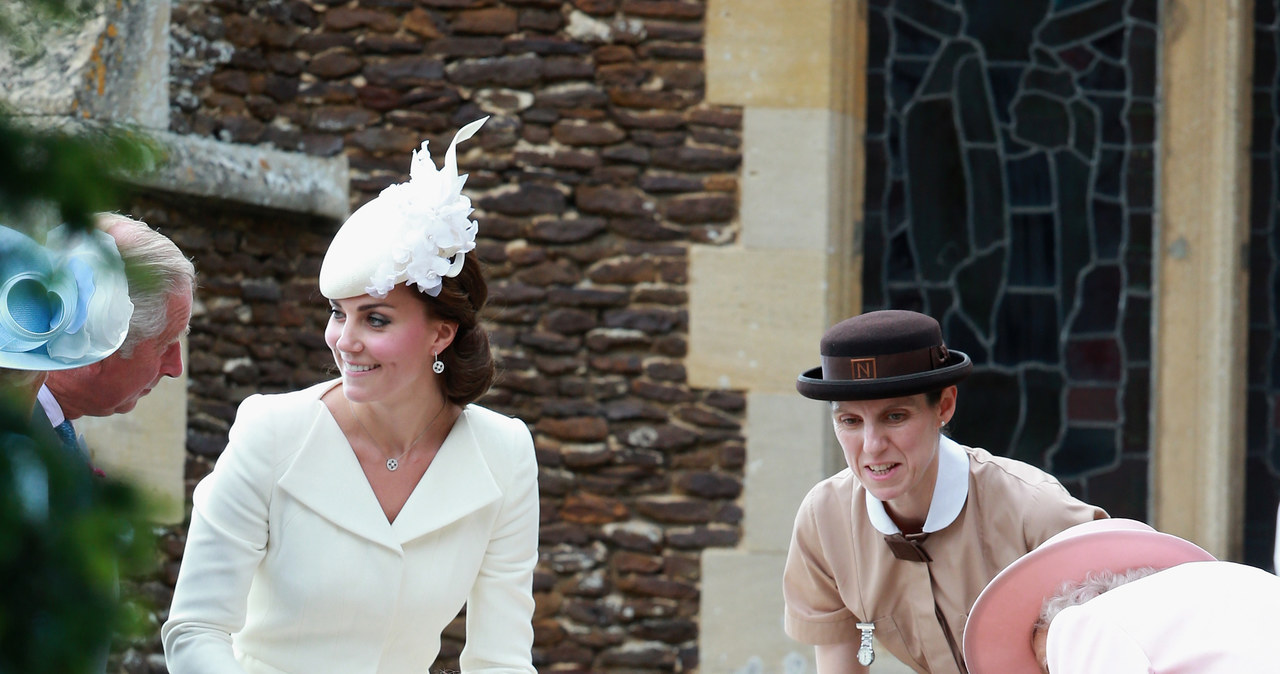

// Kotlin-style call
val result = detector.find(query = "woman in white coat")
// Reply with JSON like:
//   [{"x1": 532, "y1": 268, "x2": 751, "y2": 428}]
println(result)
[{"x1": 162, "y1": 117, "x2": 539, "y2": 673}]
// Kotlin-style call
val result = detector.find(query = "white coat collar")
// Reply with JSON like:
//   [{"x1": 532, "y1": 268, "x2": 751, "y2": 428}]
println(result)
[
  {"x1": 865, "y1": 435, "x2": 969, "y2": 535},
  {"x1": 277, "y1": 383, "x2": 502, "y2": 551}
]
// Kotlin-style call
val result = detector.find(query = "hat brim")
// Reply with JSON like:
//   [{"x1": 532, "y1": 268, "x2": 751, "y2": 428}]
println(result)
[
  {"x1": 0, "y1": 349, "x2": 117, "y2": 371},
  {"x1": 962, "y1": 519, "x2": 1216, "y2": 674},
  {"x1": 795, "y1": 350, "x2": 972, "y2": 401}
]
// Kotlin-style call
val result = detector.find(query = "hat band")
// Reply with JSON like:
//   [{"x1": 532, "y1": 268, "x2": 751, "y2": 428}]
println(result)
[{"x1": 821, "y1": 345, "x2": 948, "y2": 381}]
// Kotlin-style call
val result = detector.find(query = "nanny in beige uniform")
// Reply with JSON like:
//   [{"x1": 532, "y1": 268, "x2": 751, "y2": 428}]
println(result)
[{"x1": 783, "y1": 310, "x2": 1106, "y2": 674}]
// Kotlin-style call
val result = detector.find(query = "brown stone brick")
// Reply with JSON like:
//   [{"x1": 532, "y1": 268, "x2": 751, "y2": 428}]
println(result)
[
  {"x1": 585, "y1": 328, "x2": 651, "y2": 352},
  {"x1": 601, "y1": 521, "x2": 664, "y2": 552},
  {"x1": 478, "y1": 183, "x2": 568, "y2": 216},
  {"x1": 621, "y1": 0, "x2": 704, "y2": 19},
  {"x1": 612, "y1": 551, "x2": 664, "y2": 574},
  {"x1": 703, "y1": 173, "x2": 739, "y2": 192},
  {"x1": 552, "y1": 119, "x2": 627, "y2": 146},
  {"x1": 602, "y1": 399, "x2": 666, "y2": 421},
  {"x1": 645, "y1": 20, "x2": 704, "y2": 42},
  {"x1": 662, "y1": 193, "x2": 736, "y2": 224},
  {"x1": 517, "y1": 259, "x2": 582, "y2": 286},
  {"x1": 535, "y1": 82, "x2": 610, "y2": 108},
  {"x1": 400, "y1": 86, "x2": 461, "y2": 112},
  {"x1": 519, "y1": 330, "x2": 582, "y2": 354},
  {"x1": 513, "y1": 146, "x2": 598, "y2": 170},
  {"x1": 561, "y1": 491, "x2": 629, "y2": 524},
  {"x1": 364, "y1": 56, "x2": 445, "y2": 86},
  {"x1": 403, "y1": 7, "x2": 444, "y2": 38},
  {"x1": 635, "y1": 496, "x2": 712, "y2": 524},
  {"x1": 666, "y1": 524, "x2": 740, "y2": 549},
  {"x1": 621, "y1": 422, "x2": 697, "y2": 451},
  {"x1": 324, "y1": 7, "x2": 400, "y2": 32},
  {"x1": 639, "y1": 42, "x2": 704, "y2": 61},
  {"x1": 692, "y1": 125, "x2": 742, "y2": 148},
  {"x1": 586, "y1": 258, "x2": 657, "y2": 284},
  {"x1": 675, "y1": 404, "x2": 740, "y2": 430},
  {"x1": 651, "y1": 145, "x2": 741, "y2": 171},
  {"x1": 632, "y1": 379, "x2": 695, "y2": 404},
  {"x1": 308, "y1": 105, "x2": 378, "y2": 132},
  {"x1": 596, "y1": 63, "x2": 649, "y2": 87},
  {"x1": 348, "y1": 126, "x2": 421, "y2": 153},
  {"x1": 211, "y1": 70, "x2": 251, "y2": 95},
  {"x1": 576, "y1": 185, "x2": 653, "y2": 218},
  {"x1": 533, "y1": 618, "x2": 566, "y2": 646},
  {"x1": 615, "y1": 574, "x2": 697, "y2": 600},
  {"x1": 425, "y1": 36, "x2": 506, "y2": 58},
  {"x1": 519, "y1": 8, "x2": 564, "y2": 32},
  {"x1": 526, "y1": 217, "x2": 607, "y2": 244},
  {"x1": 631, "y1": 617, "x2": 697, "y2": 643},
  {"x1": 452, "y1": 7, "x2": 518, "y2": 35},
  {"x1": 357, "y1": 34, "x2": 423, "y2": 54},
  {"x1": 704, "y1": 390, "x2": 746, "y2": 413},
  {"x1": 603, "y1": 307, "x2": 682, "y2": 333},
  {"x1": 687, "y1": 105, "x2": 743, "y2": 128},
  {"x1": 224, "y1": 15, "x2": 262, "y2": 47},
  {"x1": 446, "y1": 54, "x2": 543, "y2": 88},
  {"x1": 542, "y1": 308, "x2": 598, "y2": 334},
  {"x1": 608, "y1": 87, "x2": 697, "y2": 109},
  {"x1": 589, "y1": 354, "x2": 644, "y2": 375},
  {"x1": 542, "y1": 56, "x2": 595, "y2": 80},
  {"x1": 573, "y1": 0, "x2": 618, "y2": 14},
  {"x1": 352, "y1": 85, "x2": 402, "y2": 111},
  {"x1": 307, "y1": 47, "x2": 363, "y2": 78},
  {"x1": 601, "y1": 144, "x2": 651, "y2": 164},
  {"x1": 653, "y1": 61, "x2": 705, "y2": 89},
  {"x1": 420, "y1": 0, "x2": 487, "y2": 6},
  {"x1": 675, "y1": 471, "x2": 741, "y2": 498}
]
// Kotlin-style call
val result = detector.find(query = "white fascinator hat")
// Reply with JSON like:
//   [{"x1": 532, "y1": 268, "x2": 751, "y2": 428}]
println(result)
[
  {"x1": 0, "y1": 224, "x2": 134, "y2": 371},
  {"x1": 320, "y1": 116, "x2": 489, "y2": 300}
]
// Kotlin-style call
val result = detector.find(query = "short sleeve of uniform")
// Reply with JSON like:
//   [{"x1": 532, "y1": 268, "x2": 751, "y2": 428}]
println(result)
[
  {"x1": 1021, "y1": 480, "x2": 1108, "y2": 549},
  {"x1": 783, "y1": 485, "x2": 861, "y2": 645}
]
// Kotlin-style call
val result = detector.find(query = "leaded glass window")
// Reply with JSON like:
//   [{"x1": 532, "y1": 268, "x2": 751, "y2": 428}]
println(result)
[{"x1": 863, "y1": 0, "x2": 1157, "y2": 518}]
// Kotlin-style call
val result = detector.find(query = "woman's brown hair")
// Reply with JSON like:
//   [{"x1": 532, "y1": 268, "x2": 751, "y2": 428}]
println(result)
[{"x1": 413, "y1": 256, "x2": 495, "y2": 406}]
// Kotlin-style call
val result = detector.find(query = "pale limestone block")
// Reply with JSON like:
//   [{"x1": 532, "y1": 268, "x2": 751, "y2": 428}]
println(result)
[
  {"x1": 706, "y1": 0, "x2": 838, "y2": 109},
  {"x1": 743, "y1": 393, "x2": 834, "y2": 552},
  {"x1": 0, "y1": 0, "x2": 170, "y2": 128},
  {"x1": 1151, "y1": 0, "x2": 1252, "y2": 559},
  {"x1": 741, "y1": 108, "x2": 836, "y2": 252},
  {"x1": 77, "y1": 348, "x2": 188, "y2": 524},
  {"x1": 687, "y1": 247, "x2": 828, "y2": 393}
]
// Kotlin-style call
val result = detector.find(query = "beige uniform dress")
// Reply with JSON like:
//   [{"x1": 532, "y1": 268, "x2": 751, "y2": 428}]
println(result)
[{"x1": 784, "y1": 436, "x2": 1106, "y2": 673}]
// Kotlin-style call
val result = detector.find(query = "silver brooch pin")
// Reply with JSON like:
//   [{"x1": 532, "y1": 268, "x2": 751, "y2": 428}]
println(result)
[{"x1": 856, "y1": 621, "x2": 875, "y2": 666}]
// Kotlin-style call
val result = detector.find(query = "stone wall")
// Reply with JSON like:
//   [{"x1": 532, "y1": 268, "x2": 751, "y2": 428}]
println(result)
[{"x1": 132, "y1": 1, "x2": 744, "y2": 672}]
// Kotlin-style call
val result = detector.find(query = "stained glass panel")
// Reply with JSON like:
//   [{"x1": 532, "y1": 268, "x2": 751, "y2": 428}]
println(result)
[{"x1": 863, "y1": 0, "x2": 1156, "y2": 519}]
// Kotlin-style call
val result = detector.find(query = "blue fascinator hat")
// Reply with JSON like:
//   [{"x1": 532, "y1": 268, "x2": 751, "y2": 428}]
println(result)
[{"x1": 0, "y1": 225, "x2": 134, "y2": 371}]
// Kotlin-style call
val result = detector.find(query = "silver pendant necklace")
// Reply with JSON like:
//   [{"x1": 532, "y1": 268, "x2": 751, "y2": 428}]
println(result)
[{"x1": 347, "y1": 398, "x2": 447, "y2": 471}]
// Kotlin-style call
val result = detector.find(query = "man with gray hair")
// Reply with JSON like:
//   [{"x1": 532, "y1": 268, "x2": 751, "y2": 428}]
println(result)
[{"x1": 38, "y1": 213, "x2": 196, "y2": 451}]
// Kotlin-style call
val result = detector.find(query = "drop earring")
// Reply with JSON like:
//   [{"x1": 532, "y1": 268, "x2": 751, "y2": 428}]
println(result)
[{"x1": 432, "y1": 352, "x2": 445, "y2": 374}]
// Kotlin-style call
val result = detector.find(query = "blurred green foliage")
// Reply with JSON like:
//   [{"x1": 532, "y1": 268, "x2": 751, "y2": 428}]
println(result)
[{"x1": 1, "y1": 1, "x2": 161, "y2": 672}]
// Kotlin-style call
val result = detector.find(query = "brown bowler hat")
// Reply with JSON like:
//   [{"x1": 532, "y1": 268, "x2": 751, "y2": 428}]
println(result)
[{"x1": 795, "y1": 310, "x2": 971, "y2": 401}]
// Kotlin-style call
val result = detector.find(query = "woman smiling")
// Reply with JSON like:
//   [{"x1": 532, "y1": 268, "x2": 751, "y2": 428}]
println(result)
[{"x1": 163, "y1": 118, "x2": 538, "y2": 674}]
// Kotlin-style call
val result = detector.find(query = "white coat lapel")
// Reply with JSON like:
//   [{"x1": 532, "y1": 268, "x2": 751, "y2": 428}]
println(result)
[
  {"x1": 277, "y1": 401, "x2": 402, "y2": 552},
  {"x1": 391, "y1": 408, "x2": 502, "y2": 545}
]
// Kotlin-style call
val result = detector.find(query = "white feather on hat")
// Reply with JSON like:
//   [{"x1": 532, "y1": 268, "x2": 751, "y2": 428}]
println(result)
[{"x1": 319, "y1": 116, "x2": 488, "y2": 300}]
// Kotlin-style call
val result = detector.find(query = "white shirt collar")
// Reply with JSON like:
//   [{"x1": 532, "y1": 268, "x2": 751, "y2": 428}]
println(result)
[
  {"x1": 37, "y1": 384, "x2": 66, "y2": 427},
  {"x1": 865, "y1": 435, "x2": 970, "y2": 535}
]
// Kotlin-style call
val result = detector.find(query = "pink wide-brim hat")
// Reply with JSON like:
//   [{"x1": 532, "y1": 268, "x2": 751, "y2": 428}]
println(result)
[{"x1": 962, "y1": 518, "x2": 1216, "y2": 674}]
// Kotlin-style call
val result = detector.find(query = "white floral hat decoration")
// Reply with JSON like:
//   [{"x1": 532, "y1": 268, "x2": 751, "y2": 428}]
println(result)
[
  {"x1": 0, "y1": 224, "x2": 134, "y2": 371},
  {"x1": 320, "y1": 116, "x2": 489, "y2": 300}
]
